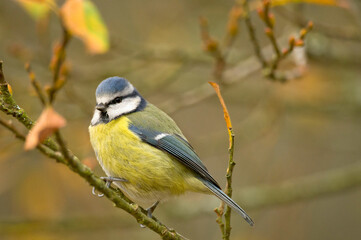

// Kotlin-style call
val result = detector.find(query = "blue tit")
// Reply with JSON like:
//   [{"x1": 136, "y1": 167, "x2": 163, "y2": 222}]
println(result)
[{"x1": 89, "y1": 77, "x2": 254, "y2": 226}]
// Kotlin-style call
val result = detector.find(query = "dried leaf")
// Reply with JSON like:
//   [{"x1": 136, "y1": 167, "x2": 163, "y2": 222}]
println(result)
[
  {"x1": 15, "y1": 0, "x2": 56, "y2": 21},
  {"x1": 25, "y1": 107, "x2": 66, "y2": 150},
  {"x1": 209, "y1": 82, "x2": 233, "y2": 147},
  {"x1": 61, "y1": 0, "x2": 109, "y2": 54}
]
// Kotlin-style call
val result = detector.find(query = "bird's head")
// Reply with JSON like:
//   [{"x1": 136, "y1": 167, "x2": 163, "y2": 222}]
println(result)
[{"x1": 91, "y1": 77, "x2": 146, "y2": 126}]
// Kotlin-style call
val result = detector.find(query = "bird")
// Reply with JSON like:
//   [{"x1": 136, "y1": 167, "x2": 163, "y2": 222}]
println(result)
[{"x1": 88, "y1": 76, "x2": 254, "y2": 226}]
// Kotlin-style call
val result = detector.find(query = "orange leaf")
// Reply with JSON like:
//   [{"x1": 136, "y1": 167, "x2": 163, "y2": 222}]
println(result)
[
  {"x1": 25, "y1": 107, "x2": 66, "y2": 150},
  {"x1": 60, "y1": 0, "x2": 109, "y2": 54}
]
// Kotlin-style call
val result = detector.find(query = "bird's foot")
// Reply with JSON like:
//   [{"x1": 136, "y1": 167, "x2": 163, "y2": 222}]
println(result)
[
  {"x1": 140, "y1": 201, "x2": 160, "y2": 228},
  {"x1": 92, "y1": 176, "x2": 128, "y2": 197}
]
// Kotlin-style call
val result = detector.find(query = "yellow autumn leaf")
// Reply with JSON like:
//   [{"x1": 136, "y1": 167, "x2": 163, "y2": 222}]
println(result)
[
  {"x1": 61, "y1": 0, "x2": 109, "y2": 54},
  {"x1": 15, "y1": 0, "x2": 56, "y2": 21}
]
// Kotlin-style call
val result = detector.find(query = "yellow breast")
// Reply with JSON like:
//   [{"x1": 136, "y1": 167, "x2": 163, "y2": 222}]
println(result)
[{"x1": 88, "y1": 117, "x2": 207, "y2": 203}]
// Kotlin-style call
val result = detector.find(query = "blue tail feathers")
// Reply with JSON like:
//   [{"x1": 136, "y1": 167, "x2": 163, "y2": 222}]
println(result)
[{"x1": 202, "y1": 180, "x2": 254, "y2": 226}]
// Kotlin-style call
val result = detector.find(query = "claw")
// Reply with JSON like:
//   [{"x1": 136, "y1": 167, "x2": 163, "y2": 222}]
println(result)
[
  {"x1": 146, "y1": 200, "x2": 160, "y2": 218},
  {"x1": 92, "y1": 186, "x2": 104, "y2": 197},
  {"x1": 92, "y1": 176, "x2": 128, "y2": 198},
  {"x1": 139, "y1": 201, "x2": 160, "y2": 228}
]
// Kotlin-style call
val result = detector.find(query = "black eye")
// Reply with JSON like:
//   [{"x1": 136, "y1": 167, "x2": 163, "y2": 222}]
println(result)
[{"x1": 110, "y1": 97, "x2": 122, "y2": 105}]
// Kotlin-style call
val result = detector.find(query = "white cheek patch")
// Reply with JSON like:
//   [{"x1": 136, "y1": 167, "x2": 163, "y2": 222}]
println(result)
[
  {"x1": 107, "y1": 96, "x2": 141, "y2": 120},
  {"x1": 91, "y1": 110, "x2": 101, "y2": 125}
]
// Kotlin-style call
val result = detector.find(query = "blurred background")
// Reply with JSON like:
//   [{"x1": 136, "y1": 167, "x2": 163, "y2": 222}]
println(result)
[{"x1": 1, "y1": 0, "x2": 361, "y2": 239}]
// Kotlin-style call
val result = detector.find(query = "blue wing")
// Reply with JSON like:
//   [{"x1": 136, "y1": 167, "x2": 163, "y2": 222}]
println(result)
[
  {"x1": 129, "y1": 124, "x2": 254, "y2": 226},
  {"x1": 129, "y1": 124, "x2": 220, "y2": 189}
]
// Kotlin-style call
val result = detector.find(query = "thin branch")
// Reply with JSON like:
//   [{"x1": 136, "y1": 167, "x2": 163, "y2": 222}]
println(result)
[
  {"x1": 48, "y1": 25, "x2": 71, "y2": 103},
  {"x1": 260, "y1": 1, "x2": 281, "y2": 58},
  {"x1": 0, "y1": 117, "x2": 26, "y2": 141},
  {"x1": 209, "y1": 82, "x2": 236, "y2": 240},
  {"x1": 241, "y1": 0, "x2": 313, "y2": 82},
  {"x1": 276, "y1": 7, "x2": 361, "y2": 42},
  {"x1": 223, "y1": 4, "x2": 243, "y2": 58},
  {"x1": 199, "y1": 17, "x2": 226, "y2": 81},
  {"x1": 0, "y1": 61, "x2": 5, "y2": 84},
  {"x1": 25, "y1": 63, "x2": 47, "y2": 106},
  {"x1": 242, "y1": 0, "x2": 268, "y2": 68},
  {"x1": 223, "y1": 130, "x2": 235, "y2": 240}
]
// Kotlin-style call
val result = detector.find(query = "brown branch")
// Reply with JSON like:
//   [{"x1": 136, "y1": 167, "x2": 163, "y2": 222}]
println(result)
[
  {"x1": 199, "y1": 17, "x2": 226, "y2": 81},
  {"x1": 0, "y1": 117, "x2": 26, "y2": 141},
  {"x1": 261, "y1": 1, "x2": 281, "y2": 58},
  {"x1": 241, "y1": 0, "x2": 313, "y2": 82},
  {"x1": 0, "y1": 61, "x2": 5, "y2": 84},
  {"x1": 48, "y1": 25, "x2": 71, "y2": 103},
  {"x1": 242, "y1": 0, "x2": 268, "y2": 68},
  {"x1": 25, "y1": 63, "x2": 47, "y2": 106},
  {"x1": 276, "y1": 7, "x2": 361, "y2": 42}
]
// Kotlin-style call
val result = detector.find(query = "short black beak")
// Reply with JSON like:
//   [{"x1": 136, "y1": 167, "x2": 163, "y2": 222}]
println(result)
[{"x1": 96, "y1": 103, "x2": 106, "y2": 112}]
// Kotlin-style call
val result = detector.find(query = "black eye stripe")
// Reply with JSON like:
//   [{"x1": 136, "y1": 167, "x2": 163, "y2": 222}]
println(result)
[
  {"x1": 108, "y1": 96, "x2": 123, "y2": 105},
  {"x1": 107, "y1": 90, "x2": 138, "y2": 105}
]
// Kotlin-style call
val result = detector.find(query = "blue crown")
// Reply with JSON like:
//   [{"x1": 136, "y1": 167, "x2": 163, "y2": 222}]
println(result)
[{"x1": 96, "y1": 77, "x2": 130, "y2": 96}]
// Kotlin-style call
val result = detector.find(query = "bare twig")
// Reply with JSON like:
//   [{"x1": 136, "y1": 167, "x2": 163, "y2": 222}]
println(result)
[
  {"x1": 0, "y1": 61, "x2": 5, "y2": 84},
  {"x1": 199, "y1": 17, "x2": 226, "y2": 81},
  {"x1": 223, "y1": 4, "x2": 243, "y2": 57},
  {"x1": 0, "y1": 117, "x2": 25, "y2": 141},
  {"x1": 209, "y1": 82, "x2": 236, "y2": 240},
  {"x1": 242, "y1": 0, "x2": 268, "y2": 68},
  {"x1": 260, "y1": 1, "x2": 281, "y2": 58},
  {"x1": 48, "y1": 25, "x2": 71, "y2": 103},
  {"x1": 241, "y1": 0, "x2": 313, "y2": 82},
  {"x1": 25, "y1": 63, "x2": 47, "y2": 106},
  {"x1": 276, "y1": 7, "x2": 361, "y2": 42}
]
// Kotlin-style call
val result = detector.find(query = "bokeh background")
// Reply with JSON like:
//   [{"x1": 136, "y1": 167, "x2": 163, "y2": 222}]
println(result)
[{"x1": 1, "y1": 0, "x2": 361, "y2": 239}]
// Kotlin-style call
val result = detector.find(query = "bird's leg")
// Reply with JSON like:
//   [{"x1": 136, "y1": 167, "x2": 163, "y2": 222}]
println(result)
[
  {"x1": 146, "y1": 200, "x2": 160, "y2": 218},
  {"x1": 92, "y1": 176, "x2": 128, "y2": 197},
  {"x1": 140, "y1": 201, "x2": 160, "y2": 228}
]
